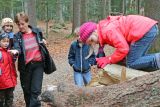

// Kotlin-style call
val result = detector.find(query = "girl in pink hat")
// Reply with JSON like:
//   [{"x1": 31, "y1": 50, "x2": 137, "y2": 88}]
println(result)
[
  {"x1": 68, "y1": 28, "x2": 96, "y2": 87},
  {"x1": 79, "y1": 15, "x2": 159, "y2": 71}
]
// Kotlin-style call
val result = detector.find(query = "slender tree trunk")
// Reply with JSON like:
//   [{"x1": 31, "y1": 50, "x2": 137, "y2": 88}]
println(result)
[
  {"x1": 122, "y1": 0, "x2": 127, "y2": 15},
  {"x1": 80, "y1": 0, "x2": 88, "y2": 24},
  {"x1": 137, "y1": 0, "x2": 140, "y2": 14},
  {"x1": 67, "y1": 0, "x2": 73, "y2": 22},
  {"x1": 99, "y1": 0, "x2": 107, "y2": 19},
  {"x1": 108, "y1": 0, "x2": 111, "y2": 15},
  {"x1": 72, "y1": 0, "x2": 81, "y2": 33},
  {"x1": 24, "y1": 0, "x2": 28, "y2": 14},
  {"x1": 24, "y1": 0, "x2": 37, "y2": 27},
  {"x1": 45, "y1": 0, "x2": 49, "y2": 38},
  {"x1": 21, "y1": 0, "x2": 25, "y2": 12},
  {"x1": 56, "y1": 0, "x2": 64, "y2": 24},
  {"x1": 11, "y1": 0, "x2": 14, "y2": 19},
  {"x1": 101, "y1": 0, "x2": 110, "y2": 18}
]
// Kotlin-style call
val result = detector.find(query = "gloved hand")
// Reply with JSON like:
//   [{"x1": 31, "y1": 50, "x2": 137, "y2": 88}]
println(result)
[
  {"x1": 96, "y1": 57, "x2": 111, "y2": 68},
  {"x1": 8, "y1": 49, "x2": 19, "y2": 55}
]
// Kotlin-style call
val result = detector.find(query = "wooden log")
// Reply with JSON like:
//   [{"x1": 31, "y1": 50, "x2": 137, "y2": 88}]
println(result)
[
  {"x1": 89, "y1": 64, "x2": 149, "y2": 86},
  {"x1": 103, "y1": 64, "x2": 149, "y2": 80},
  {"x1": 41, "y1": 70, "x2": 160, "y2": 107}
]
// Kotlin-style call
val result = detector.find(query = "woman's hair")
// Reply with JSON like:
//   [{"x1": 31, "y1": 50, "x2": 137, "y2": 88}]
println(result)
[{"x1": 14, "y1": 12, "x2": 29, "y2": 24}]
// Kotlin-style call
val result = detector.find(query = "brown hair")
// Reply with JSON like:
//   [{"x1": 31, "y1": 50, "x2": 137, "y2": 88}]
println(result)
[{"x1": 14, "y1": 12, "x2": 29, "y2": 24}]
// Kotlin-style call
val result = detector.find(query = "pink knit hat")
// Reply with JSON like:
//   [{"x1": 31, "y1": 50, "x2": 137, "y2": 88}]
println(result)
[{"x1": 79, "y1": 22, "x2": 97, "y2": 43}]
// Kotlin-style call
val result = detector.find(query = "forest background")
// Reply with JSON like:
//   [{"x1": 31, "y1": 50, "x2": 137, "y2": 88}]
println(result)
[{"x1": 0, "y1": 0, "x2": 159, "y2": 50}]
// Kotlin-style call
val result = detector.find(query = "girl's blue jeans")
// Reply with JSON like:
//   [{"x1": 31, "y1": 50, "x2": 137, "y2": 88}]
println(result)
[
  {"x1": 126, "y1": 24, "x2": 159, "y2": 71},
  {"x1": 74, "y1": 71, "x2": 91, "y2": 87}
]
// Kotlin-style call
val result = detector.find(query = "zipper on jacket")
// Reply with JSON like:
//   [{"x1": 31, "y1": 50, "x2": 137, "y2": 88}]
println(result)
[
  {"x1": 7, "y1": 52, "x2": 14, "y2": 86},
  {"x1": 80, "y1": 46, "x2": 82, "y2": 72}
]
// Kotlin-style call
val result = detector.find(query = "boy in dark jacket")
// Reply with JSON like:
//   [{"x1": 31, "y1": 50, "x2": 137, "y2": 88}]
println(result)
[
  {"x1": 0, "y1": 33, "x2": 17, "y2": 107},
  {"x1": 68, "y1": 38, "x2": 96, "y2": 87}
]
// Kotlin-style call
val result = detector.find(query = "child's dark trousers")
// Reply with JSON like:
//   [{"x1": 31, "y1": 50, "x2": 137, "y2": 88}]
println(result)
[{"x1": 0, "y1": 87, "x2": 15, "y2": 107}]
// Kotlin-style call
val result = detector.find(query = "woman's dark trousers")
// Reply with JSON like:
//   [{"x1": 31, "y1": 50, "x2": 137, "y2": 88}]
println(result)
[{"x1": 20, "y1": 62, "x2": 44, "y2": 107}]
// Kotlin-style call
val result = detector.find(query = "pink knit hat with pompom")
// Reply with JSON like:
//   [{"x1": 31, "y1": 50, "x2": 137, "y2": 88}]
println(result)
[{"x1": 79, "y1": 22, "x2": 97, "y2": 43}]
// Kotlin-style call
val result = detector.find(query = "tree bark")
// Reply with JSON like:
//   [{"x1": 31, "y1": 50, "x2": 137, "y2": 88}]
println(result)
[
  {"x1": 11, "y1": 0, "x2": 14, "y2": 19},
  {"x1": 100, "y1": 0, "x2": 107, "y2": 19},
  {"x1": 72, "y1": 0, "x2": 81, "y2": 33},
  {"x1": 103, "y1": 64, "x2": 148, "y2": 80},
  {"x1": 56, "y1": 0, "x2": 64, "y2": 24},
  {"x1": 24, "y1": 0, "x2": 37, "y2": 27},
  {"x1": 41, "y1": 70, "x2": 160, "y2": 107},
  {"x1": 24, "y1": 1, "x2": 28, "y2": 15},
  {"x1": 80, "y1": 0, "x2": 88, "y2": 24}
]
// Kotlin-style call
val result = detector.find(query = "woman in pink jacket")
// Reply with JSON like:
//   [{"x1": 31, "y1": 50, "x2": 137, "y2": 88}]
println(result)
[{"x1": 79, "y1": 15, "x2": 159, "y2": 71}]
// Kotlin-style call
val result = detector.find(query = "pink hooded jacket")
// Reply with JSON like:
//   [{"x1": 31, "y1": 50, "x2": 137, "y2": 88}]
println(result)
[{"x1": 97, "y1": 15, "x2": 158, "y2": 64}]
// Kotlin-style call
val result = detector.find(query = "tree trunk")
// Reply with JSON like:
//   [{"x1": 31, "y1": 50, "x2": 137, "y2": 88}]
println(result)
[
  {"x1": 41, "y1": 70, "x2": 160, "y2": 107},
  {"x1": 99, "y1": 0, "x2": 107, "y2": 19},
  {"x1": 103, "y1": 64, "x2": 148, "y2": 80},
  {"x1": 11, "y1": 0, "x2": 14, "y2": 19},
  {"x1": 144, "y1": 0, "x2": 160, "y2": 52},
  {"x1": 72, "y1": 0, "x2": 81, "y2": 33},
  {"x1": 24, "y1": 0, "x2": 37, "y2": 27},
  {"x1": 101, "y1": 0, "x2": 110, "y2": 18},
  {"x1": 56, "y1": 0, "x2": 64, "y2": 24},
  {"x1": 66, "y1": 0, "x2": 73, "y2": 22},
  {"x1": 24, "y1": 0, "x2": 28, "y2": 14},
  {"x1": 21, "y1": 0, "x2": 25, "y2": 12},
  {"x1": 122, "y1": 0, "x2": 127, "y2": 15},
  {"x1": 80, "y1": 0, "x2": 88, "y2": 24}
]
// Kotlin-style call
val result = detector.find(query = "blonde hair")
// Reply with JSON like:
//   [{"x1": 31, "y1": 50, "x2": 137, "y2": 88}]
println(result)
[
  {"x1": 14, "y1": 12, "x2": 29, "y2": 24},
  {"x1": 74, "y1": 27, "x2": 80, "y2": 37},
  {"x1": 1, "y1": 18, "x2": 14, "y2": 27},
  {"x1": 85, "y1": 45, "x2": 94, "y2": 59}
]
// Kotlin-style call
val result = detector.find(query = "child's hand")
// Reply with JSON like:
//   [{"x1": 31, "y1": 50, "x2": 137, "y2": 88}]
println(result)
[
  {"x1": 8, "y1": 49, "x2": 19, "y2": 55},
  {"x1": 43, "y1": 39, "x2": 47, "y2": 45}
]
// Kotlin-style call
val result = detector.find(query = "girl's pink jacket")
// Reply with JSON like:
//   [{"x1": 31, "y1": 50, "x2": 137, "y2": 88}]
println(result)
[
  {"x1": 0, "y1": 48, "x2": 17, "y2": 89},
  {"x1": 97, "y1": 15, "x2": 158, "y2": 64}
]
